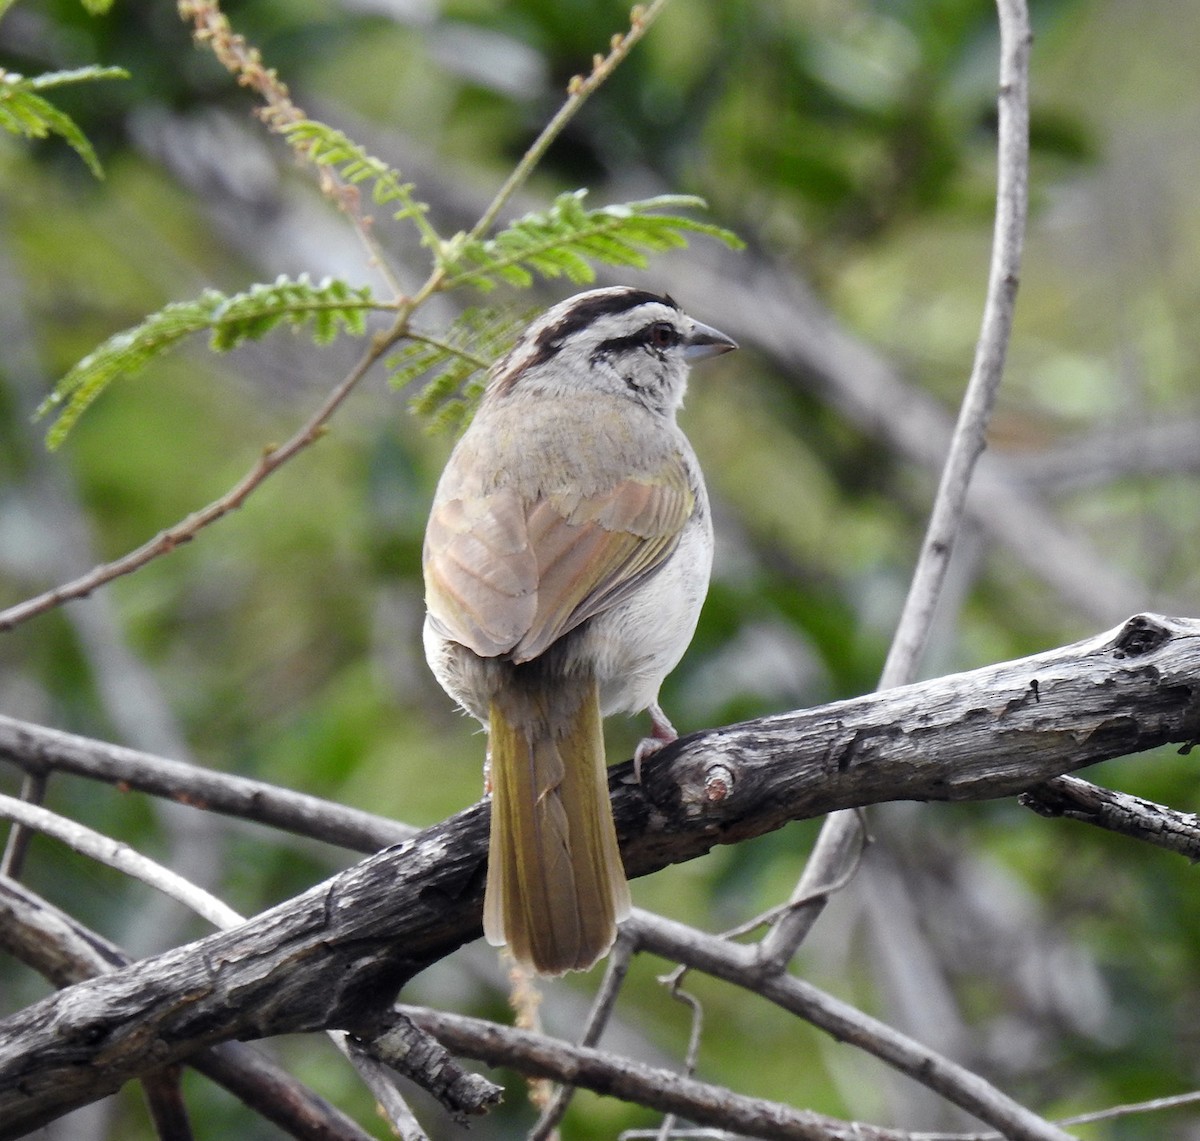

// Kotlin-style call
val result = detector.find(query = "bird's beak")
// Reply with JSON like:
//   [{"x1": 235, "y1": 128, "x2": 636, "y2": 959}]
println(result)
[{"x1": 684, "y1": 320, "x2": 738, "y2": 361}]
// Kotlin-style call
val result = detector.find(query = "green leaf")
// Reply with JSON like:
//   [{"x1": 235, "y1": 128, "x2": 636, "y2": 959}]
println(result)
[
  {"x1": 390, "y1": 306, "x2": 535, "y2": 433},
  {"x1": 280, "y1": 119, "x2": 442, "y2": 248},
  {"x1": 205, "y1": 275, "x2": 376, "y2": 351},
  {"x1": 39, "y1": 275, "x2": 382, "y2": 448},
  {"x1": 0, "y1": 66, "x2": 128, "y2": 177},
  {"x1": 442, "y1": 190, "x2": 744, "y2": 292}
]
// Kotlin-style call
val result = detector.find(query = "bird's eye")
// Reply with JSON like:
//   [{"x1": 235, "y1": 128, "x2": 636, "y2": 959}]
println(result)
[{"x1": 647, "y1": 322, "x2": 678, "y2": 349}]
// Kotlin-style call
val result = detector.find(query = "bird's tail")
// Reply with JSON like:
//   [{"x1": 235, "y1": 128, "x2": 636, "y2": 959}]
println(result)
[{"x1": 485, "y1": 672, "x2": 630, "y2": 975}]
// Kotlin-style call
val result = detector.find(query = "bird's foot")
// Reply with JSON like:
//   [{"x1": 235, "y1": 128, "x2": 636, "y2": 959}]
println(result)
[{"x1": 633, "y1": 703, "x2": 678, "y2": 783}]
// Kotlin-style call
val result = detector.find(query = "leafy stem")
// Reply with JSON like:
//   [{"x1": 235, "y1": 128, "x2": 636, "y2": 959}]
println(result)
[
  {"x1": 441, "y1": 192, "x2": 742, "y2": 293},
  {"x1": 36, "y1": 277, "x2": 390, "y2": 448},
  {"x1": 464, "y1": 0, "x2": 670, "y2": 245}
]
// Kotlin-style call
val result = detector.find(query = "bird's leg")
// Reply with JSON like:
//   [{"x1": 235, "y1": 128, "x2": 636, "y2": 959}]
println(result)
[{"x1": 633, "y1": 702, "x2": 678, "y2": 783}]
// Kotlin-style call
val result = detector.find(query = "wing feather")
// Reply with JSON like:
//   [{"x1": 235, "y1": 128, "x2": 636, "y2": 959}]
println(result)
[
  {"x1": 424, "y1": 486, "x2": 537, "y2": 656},
  {"x1": 423, "y1": 455, "x2": 695, "y2": 662}
]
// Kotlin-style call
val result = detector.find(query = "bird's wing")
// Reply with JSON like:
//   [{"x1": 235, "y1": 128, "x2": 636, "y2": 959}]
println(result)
[
  {"x1": 423, "y1": 485, "x2": 538, "y2": 659},
  {"x1": 423, "y1": 456, "x2": 694, "y2": 662}
]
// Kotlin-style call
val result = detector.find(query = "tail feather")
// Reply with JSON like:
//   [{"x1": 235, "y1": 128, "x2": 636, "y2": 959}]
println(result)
[{"x1": 485, "y1": 674, "x2": 630, "y2": 975}]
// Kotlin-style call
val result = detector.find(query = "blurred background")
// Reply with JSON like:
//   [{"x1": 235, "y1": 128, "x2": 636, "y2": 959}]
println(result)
[{"x1": 2, "y1": 0, "x2": 1200, "y2": 1137}]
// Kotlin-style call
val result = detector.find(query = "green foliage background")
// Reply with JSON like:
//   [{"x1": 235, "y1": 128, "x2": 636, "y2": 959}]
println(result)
[{"x1": 3, "y1": 0, "x2": 1200, "y2": 1138}]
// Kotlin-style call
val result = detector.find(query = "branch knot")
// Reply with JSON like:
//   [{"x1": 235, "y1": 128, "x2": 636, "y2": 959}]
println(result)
[{"x1": 1112, "y1": 614, "x2": 1172, "y2": 659}]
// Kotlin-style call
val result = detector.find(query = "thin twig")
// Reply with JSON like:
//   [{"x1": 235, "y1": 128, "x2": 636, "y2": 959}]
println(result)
[
  {"x1": 0, "y1": 769, "x2": 47, "y2": 879},
  {"x1": 0, "y1": 713, "x2": 413, "y2": 852},
  {"x1": 620, "y1": 1132, "x2": 734, "y2": 1141},
  {"x1": 0, "y1": 794, "x2": 243, "y2": 928},
  {"x1": 654, "y1": 975, "x2": 705, "y2": 1141},
  {"x1": 529, "y1": 933, "x2": 636, "y2": 1141},
  {"x1": 757, "y1": 0, "x2": 1032, "y2": 974},
  {"x1": 878, "y1": 0, "x2": 1031, "y2": 689},
  {"x1": 0, "y1": 337, "x2": 386, "y2": 633},
  {"x1": 463, "y1": 0, "x2": 670, "y2": 246},
  {"x1": 908, "y1": 1090, "x2": 1200, "y2": 1139},
  {"x1": 339, "y1": 1036, "x2": 431, "y2": 1141},
  {"x1": 1056, "y1": 1090, "x2": 1200, "y2": 1129},
  {"x1": 754, "y1": 806, "x2": 866, "y2": 972},
  {"x1": 750, "y1": 815, "x2": 870, "y2": 972},
  {"x1": 629, "y1": 911, "x2": 1073, "y2": 1141}
]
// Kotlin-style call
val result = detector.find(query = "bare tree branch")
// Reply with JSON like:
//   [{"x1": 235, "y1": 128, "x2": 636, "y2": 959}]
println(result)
[
  {"x1": 402, "y1": 1005, "x2": 918, "y2": 1141},
  {"x1": 1, "y1": 613, "x2": 1198, "y2": 1136},
  {"x1": 0, "y1": 876, "x2": 380, "y2": 1141},
  {"x1": 0, "y1": 794, "x2": 243, "y2": 929},
  {"x1": 0, "y1": 715, "x2": 412, "y2": 852},
  {"x1": 0, "y1": 786, "x2": 466, "y2": 1136},
  {"x1": 0, "y1": 771, "x2": 46, "y2": 879},
  {"x1": 881, "y1": 0, "x2": 1031, "y2": 688},
  {"x1": 1019, "y1": 774, "x2": 1200, "y2": 858},
  {"x1": 625, "y1": 913, "x2": 1071, "y2": 1141},
  {"x1": 0, "y1": 817, "x2": 492, "y2": 1137},
  {"x1": 758, "y1": 0, "x2": 1033, "y2": 977}
]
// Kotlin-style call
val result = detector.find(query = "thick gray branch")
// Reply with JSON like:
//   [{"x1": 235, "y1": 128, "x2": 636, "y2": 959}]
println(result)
[
  {"x1": 1, "y1": 614, "x2": 1198, "y2": 1136},
  {"x1": 0, "y1": 876, "x2": 378, "y2": 1141}
]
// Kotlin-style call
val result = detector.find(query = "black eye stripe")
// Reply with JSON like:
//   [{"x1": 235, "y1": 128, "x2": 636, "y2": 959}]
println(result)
[{"x1": 594, "y1": 321, "x2": 680, "y2": 358}]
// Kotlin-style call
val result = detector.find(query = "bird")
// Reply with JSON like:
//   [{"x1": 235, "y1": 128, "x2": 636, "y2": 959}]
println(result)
[{"x1": 421, "y1": 286, "x2": 736, "y2": 975}]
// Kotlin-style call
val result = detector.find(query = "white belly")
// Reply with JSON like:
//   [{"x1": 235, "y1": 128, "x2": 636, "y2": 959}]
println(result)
[{"x1": 580, "y1": 508, "x2": 713, "y2": 717}]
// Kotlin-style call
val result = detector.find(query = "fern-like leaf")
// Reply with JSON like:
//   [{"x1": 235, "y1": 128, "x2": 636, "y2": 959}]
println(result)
[
  {"x1": 390, "y1": 306, "x2": 534, "y2": 433},
  {"x1": 0, "y1": 66, "x2": 127, "y2": 177},
  {"x1": 39, "y1": 275, "x2": 382, "y2": 448},
  {"x1": 442, "y1": 191, "x2": 744, "y2": 292},
  {"x1": 206, "y1": 275, "x2": 376, "y2": 349},
  {"x1": 281, "y1": 119, "x2": 441, "y2": 245}
]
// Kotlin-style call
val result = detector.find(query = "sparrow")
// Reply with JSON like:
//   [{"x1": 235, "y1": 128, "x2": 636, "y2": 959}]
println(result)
[{"x1": 422, "y1": 286, "x2": 736, "y2": 974}]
